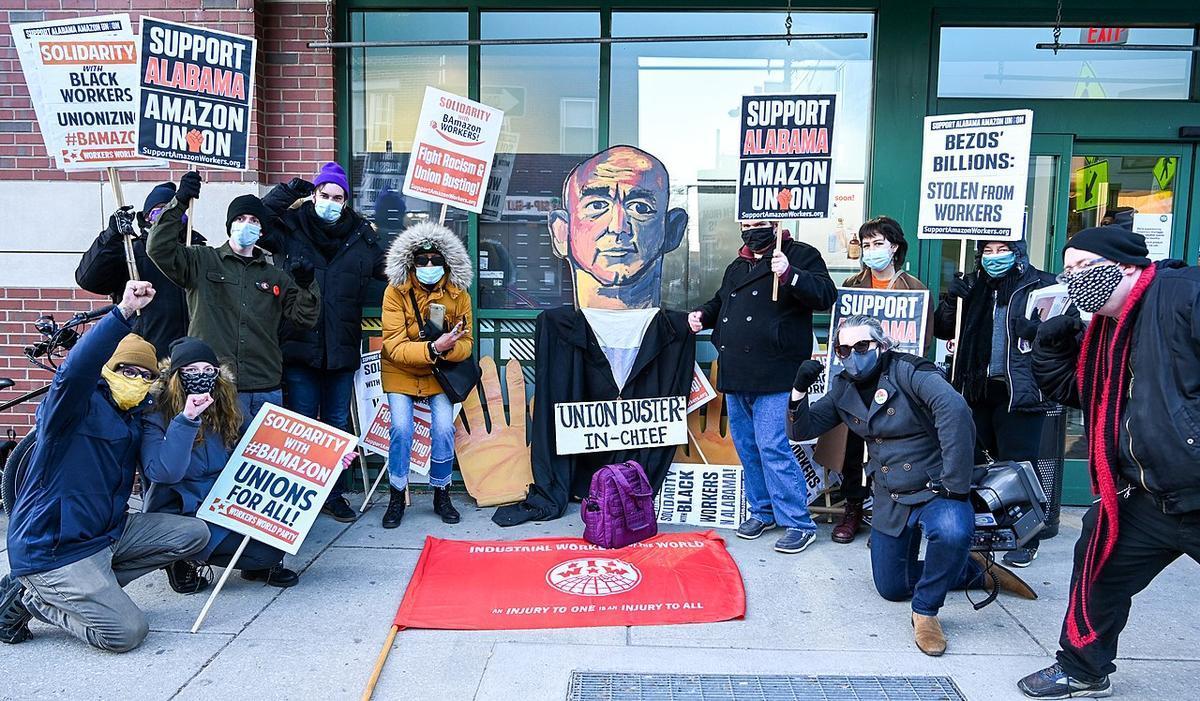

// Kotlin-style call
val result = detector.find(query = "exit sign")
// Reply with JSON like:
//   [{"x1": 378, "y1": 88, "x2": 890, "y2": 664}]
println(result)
[{"x1": 1080, "y1": 27, "x2": 1129, "y2": 44}]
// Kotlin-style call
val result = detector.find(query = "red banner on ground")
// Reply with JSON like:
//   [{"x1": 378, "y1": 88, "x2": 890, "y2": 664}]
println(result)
[{"x1": 393, "y1": 531, "x2": 745, "y2": 630}]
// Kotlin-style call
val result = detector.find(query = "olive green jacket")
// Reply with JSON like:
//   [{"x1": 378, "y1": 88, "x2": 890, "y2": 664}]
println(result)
[{"x1": 147, "y1": 196, "x2": 320, "y2": 391}]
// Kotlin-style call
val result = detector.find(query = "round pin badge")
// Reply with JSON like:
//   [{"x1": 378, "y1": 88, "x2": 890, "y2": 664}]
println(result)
[{"x1": 874, "y1": 388, "x2": 889, "y2": 405}]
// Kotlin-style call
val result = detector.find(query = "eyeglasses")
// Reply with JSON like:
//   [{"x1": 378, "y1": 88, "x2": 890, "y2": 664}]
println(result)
[
  {"x1": 180, "y1": 367, "x2": 218, "y2": 380},
  {"x1": 414, "y1": 254, "x2": 445, "y2": 267},
  {"x1": 1056, "y1": 257, "x2": 1111, "y2": 285},
  {"x1": 834, "y1": 340, "x2": 875, "y2": 359},
  {"x1": 116, "y1": 365, "x2": 156, "y2": 381}
]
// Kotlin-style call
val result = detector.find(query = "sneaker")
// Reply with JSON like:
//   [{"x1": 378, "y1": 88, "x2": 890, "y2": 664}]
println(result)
[
  {"x1": 0, "y1": 575, "x2": 32, "y2": 645},
  {"x1": 1017, "y1": 663, "x2": 1112, "y2": 699},
  {"x1": 1004, "y1": 546, "x2": 1039, "y2": 568},
  {"x1": 774, "y1": 528, "x2": 817, "y2": 554},
  {"x1": 321, "y1": 495, "x2": 357, "y2": 523},
  {"x1": 241, "y1": 565, "x2": 300, "y2": 588},
  {"x1": 736, "y1": 517, "x2": 777, "y2": 540}
]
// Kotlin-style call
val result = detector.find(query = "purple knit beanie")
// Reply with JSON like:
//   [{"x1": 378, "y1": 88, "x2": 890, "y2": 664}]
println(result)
[{"x1": 313, "y1": 161, "x2": 351, "y2": 200}]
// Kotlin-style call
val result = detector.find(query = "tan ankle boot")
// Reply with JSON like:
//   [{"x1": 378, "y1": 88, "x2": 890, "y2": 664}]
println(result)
[
  {"x1": 912, "y1": 612, "x2": 946, "y2": 656},
  {"x1": 971, "y1": 552, "x2": 1038, "y2": 600}
]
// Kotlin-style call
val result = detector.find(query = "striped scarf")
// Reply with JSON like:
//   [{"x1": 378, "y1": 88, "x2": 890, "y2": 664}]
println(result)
[{"x1": 1067, "y1": 263, "x2": 1156, "y2": 648}]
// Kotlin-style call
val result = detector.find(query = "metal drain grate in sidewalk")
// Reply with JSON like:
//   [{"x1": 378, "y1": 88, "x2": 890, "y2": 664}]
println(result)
[{"x1": 566, "y1": 672, "x2": 967, "y2": 701}]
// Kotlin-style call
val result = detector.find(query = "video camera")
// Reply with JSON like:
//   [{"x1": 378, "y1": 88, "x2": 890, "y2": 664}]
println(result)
[{"x1": 968, "y1": 460, "x2": 1050, "y2": 552}]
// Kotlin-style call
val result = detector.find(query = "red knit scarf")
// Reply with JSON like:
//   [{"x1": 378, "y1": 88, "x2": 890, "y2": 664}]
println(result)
[{"x1": 1068, "y1": 264, "x2": 1157, "y2": 648}]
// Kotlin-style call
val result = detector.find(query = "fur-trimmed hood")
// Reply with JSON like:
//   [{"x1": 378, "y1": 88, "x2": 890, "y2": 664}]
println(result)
[{"x1": 385, "y1": 221, "x2": 472, "y2": 290}]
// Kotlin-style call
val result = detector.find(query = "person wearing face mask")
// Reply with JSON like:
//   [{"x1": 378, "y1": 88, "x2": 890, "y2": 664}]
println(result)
[
  {"x1": 258, "y1": 162, "x2": 388, "y2": 524},
  {"x1": 75, "y1": 181, "x2": 206, "y2": 358},
  {"x1": 1016, "y1": 226, "x2": 1200, "y2": 700},
  {"x1": 821, "y1": 216, "x2": 931, "y2": 544},
  {"x1": 689, "y1": 220, "x2": 837, "y2": 555},
  {"x1": 933, "y1": 239, "x2": 1069, "y2": 568},
  {"x1": 0, "y1": 281, "x2": 212, "y2": 651},
  {"x1": 788, "y1": 315, "x2": 1036, "y2": 657},
  {"x1": 146, "y1": 172, "x2": 321, "y2": 425},
  {"x1": 379, "y1": 222, "x2": 474, "y2": 529}
]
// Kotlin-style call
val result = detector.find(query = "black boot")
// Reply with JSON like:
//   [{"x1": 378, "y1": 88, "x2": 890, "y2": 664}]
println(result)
[
  {"x1": 164, "y1": 560, "x2": 211, "y2": 594},
  {"x1": 0, "y1": 575, "x2": 32, "y2": 645},
  {"x1": 382, "y1": 486, "x2": 406, "y2": 529},
  {"x1": 241, "y1": 565, "x2": 300, "y2": 588},
  {"x1": 433, "y1": 486, "x2": 461, "y2": 524}
]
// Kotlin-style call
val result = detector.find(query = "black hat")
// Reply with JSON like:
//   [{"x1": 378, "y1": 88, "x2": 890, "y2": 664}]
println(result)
[
  {"x1": 168, "y1": 337, "x2": 219, "y2": 369},
  {"x1": 143, "y1": 182, "x2": 176, "y2": 213},
  {"x1": 1066, "y1": 225, "x2": 1151, "y2": 267},
  {"x1": 226, "y1": 194, "x2": 268, "y2": 234}
]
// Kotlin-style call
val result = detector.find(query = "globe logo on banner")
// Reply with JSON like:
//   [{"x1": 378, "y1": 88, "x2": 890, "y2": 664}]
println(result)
[{"x1": 546, "y1": 558, "x2": 642, "y2": 597}]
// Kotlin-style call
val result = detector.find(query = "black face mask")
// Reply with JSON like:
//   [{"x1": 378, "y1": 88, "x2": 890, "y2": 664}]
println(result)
[{"x1": 741, "y1": 225, "x2": 776, "y2": 252}]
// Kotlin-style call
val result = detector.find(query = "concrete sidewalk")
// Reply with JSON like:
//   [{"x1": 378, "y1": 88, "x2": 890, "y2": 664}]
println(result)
[{"x1": 1, "y1": 497, "x2": 1195, "y2": 701}]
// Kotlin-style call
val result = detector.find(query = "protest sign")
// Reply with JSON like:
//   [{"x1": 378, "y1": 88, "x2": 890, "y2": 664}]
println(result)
[
  {"x1": 10, "y1": 14, "x2": 156, "y2": 170},
  {"x1": 353, "y1": 350, "x2": 384, "y2": 430},
  {"x1": 480, "y1": 131, "x2": 520, "y2": 222},
  {"x1": 554, "y1": 397, "x2": 687, "y2": 455},
  {"x1": 138, "y1": 18, "x2": 256, "y2": 170},
  {"x1": 357, "y1": 399, "x2": 433, "y2": 477},
  {"x1": 198, "y1": 404, "x2": 356, "y2": 555},
  {"x1": 687, "y1": 363, "x2": 717, "y2": 414},
  {"x1": 737, "y1": 94, "x2": 836, "y2": 220},
  {"x1": 403, "y1": 87, "x2": 505, "y2": 213},
  {"x1": 917, "y1": 109, "x2": 1033, "y2": 240},
  {"x1": 827, "y1": 288, "x2": 929, "y2": 374},
  {"x1": 655, "y1": 464, "x2": 746, "y2": 530},
  {"x1": 791, "y1": 441, "x2": 838, "y2": 505}
]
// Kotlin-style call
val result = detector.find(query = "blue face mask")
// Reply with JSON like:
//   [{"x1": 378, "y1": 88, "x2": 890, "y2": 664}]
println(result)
[
  {"x1": 416, "y1": 266, "x2": 445, "y2": 285},
  {"x1": 842, "y1": 348, "x2": 880, "y2": 381},
  {"x1": 314, "y1": 199, "x2": 343, "y2": 223},
  {"x1": 981, "y1": 251, "x2": 1017, "y2": 278},
  {"x1": 229, "y1": 220, "x2": 261, "y2": 249},
  {"x1": 861, "y1": 247, "x2": 894, "y2": 272}
]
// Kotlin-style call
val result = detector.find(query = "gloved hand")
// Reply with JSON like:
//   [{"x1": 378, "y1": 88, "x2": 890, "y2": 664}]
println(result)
[
  {"x1": 177, "y1": 171, "x2": 202, "y2": 205},
  {"x1": 106, "y1": 205, "x2": 136, "y2": 240},
  {"x1": 946, "y1": 273, "x2": 972, "y2": 300},
  {"x1": 792, "y1": 359, "x2": 824, "y2": 394},
  {"x1": 287, "y1": 178, "x2": 315, "y2": 198},
  {"x1": 289, "y1": 257, "x2": 315, "y2": 287},
  {"x1": 1012, "y1": 308, "x2": 1043, "y2": 341},
  {"x1": 1036, "y1": 315, "x2": 1085, "y2": 350}
]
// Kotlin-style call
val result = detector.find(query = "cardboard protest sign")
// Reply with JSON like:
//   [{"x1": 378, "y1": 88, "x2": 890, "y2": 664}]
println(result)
[
  {"x1": 138, "y1": 18, "x2": 256, "y2": 170},
  {"x1": 353, "y1": 350, "x2": 384, "y2": 430},
  {"x1": 827, "y1": 289, "x2": 930, "y2": 374},
  {"x1": 554, "y1": 397, "x2": 687, "y2": 455},
  {"x1": 357, "y1": 399, "x2": 433, "y2": 477},
  {"x1": 917, "y1": 109, "x2": 1033, "y2": 240},
  {"x1": 687, "y1": 363, "x2": 717, "y2": 414},
  {"x1": 403, "y1": 87, "x2": 504, "y2": 213},
  {"x1": 480, "y1": 131, "x2": 520, "y2": 222},
  {"x1": 791, "y1": 441, "x2": 839, "y2": 505},
  {"x1": 737, "y1": 94, "x2": 836, "y2": 220},
  {"x1": 655, "y1": 464, "x2": 747, "y2": 530},
  {"x1": 198, "y1": 404, "x2": 356, "y2": 555},
  {"x1": 10, "y1": 14, "x2": 156, "y2": 170}
]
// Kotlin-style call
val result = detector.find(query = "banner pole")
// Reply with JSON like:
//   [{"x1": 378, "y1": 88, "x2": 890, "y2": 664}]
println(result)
[
  {"x1": 107, "y1": 167, "x2": 139, "y2": 283},
  {"x1": 360, "y1": 458, "x2": 390, "y2": 513},
  {"x1": 185, "y1": 165, "x2": 197, "y2": 247},
  {"x1": 771, "y1": 224, "x2": 782, "y2": 302},
  {"x1": 687, "y1": 429, "x2": 710, "y2": 466},
  {"x1": 361, "y1": 625, "x2": 400, "y2": 701},
  {"x1": 950, "y1": 241, "x2": 969, "y2": 382},
  {"x1": 190, "y1": 535, "x2": 249, "y2": 633},
  {"x1": 438, "y1": 203, "x2": 448, "y2": 226}
]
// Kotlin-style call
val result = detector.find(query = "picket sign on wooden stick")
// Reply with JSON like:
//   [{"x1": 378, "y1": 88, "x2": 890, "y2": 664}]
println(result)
[
  {"x1": 190, "y1": 534, "x2": 249, "y2": 633},
  {"x1": 185, "y1": 165, "x2": 197, "y2": 246},
  {"x1": 106, "y1": 167, "x2": 139, "y2": 283},
  {"x1": 360, "y1": 459, "x2": 390, "y2": 513},
  {"x1": 949, "y1": 241, "x2": 970, "y2": 382},
  {"x1": 771, "y1": 225, "x2": 783, "y2": 301},
  {"x1": 362, "y1": 625, "x2": 400, "y2": 701}
]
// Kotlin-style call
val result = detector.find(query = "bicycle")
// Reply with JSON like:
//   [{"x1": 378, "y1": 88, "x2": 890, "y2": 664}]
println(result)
[{"x1": 1, "y1": 304, "x2": 115, "y2": 514}]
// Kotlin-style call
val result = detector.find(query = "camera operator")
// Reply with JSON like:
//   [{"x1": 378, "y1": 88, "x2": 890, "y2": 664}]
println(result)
[
  {"x1": 0, "y1": 281, "x2": 210, "y2": 651},
  {"x1": 788, "y1": 315, "x2": 1035, "y2": 657}
]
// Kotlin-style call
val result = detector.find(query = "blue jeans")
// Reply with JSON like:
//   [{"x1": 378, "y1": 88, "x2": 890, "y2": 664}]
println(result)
[
  {"x1": 386, "y1": 392, "x2": 455, "y2": 490},
  {"x1": 726, "y1": 391, "x2": 816, "y2": 531},
  {"x1": 238, "y1": 389, "x2": 283, "y2": 433},
  {"x1": 283, "y1": 365, "x2": 355, "y2": 501},
  {"x1": 870, "y1": 497, "x2": 986, "y2": 616}
]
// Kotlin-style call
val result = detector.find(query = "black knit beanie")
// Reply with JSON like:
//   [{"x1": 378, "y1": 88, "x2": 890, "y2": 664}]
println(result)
[
  {"x1": 226, "y1": 194, "x2": 268, "y2": 234},
  {"x1": 168, "y1": 337, "x2": 219, "y2": 369},
  {"x1": 1066, "y1": 225, "x2": 1151, "y2": 267}
]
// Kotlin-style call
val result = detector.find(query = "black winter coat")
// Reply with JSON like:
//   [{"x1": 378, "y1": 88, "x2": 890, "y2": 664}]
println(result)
[
  {"x1": 933, "y1": 265, "x2": 1063, "y2": 413},
  {"x1": 260, "y1": 182, "x2": 387, "y2": 371},
  {"x1": 1033, "y1": 260, "x2": 1200, "y2": 514},
  {"x1": 75, "y1": 220, "x2": 205, "y2": 358},
  {"x1": 696, "y1": 239, "x2": 836, "y2": 393},
  {"x1": 492, "y1": 307, "x2": 695, "y2": 526}
]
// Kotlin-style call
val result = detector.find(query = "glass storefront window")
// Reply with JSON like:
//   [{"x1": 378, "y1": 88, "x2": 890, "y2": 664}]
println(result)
[
  {"x1": 610, "y1": 12, "x2": 876, "y2": 310},
  {"x1": 477, "y1": 12, "x2": 600, "y2": 310},
  {"x1": 938, "y1": 26, "x2": 1194, "y2": 100}
]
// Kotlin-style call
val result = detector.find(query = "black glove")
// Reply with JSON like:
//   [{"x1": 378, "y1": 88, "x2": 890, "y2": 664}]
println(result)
[
  {"x1": 946, "y1": 273, "x2": 972, "y2": 300},
  {"x1": 289, "y1": 257, "x2": 315, "y2": 288},
  {"x1": 104, "y1": 206, "x2": 136, "y2": 241},
  {"x1": 1036, "y1": 314, "x2": 1085, "y2": 350},
  {"x1": 287, "y1": 178, "x2": 315, "y2": 198},
  {"x1": 1012, "y1": 308, "x2": 1043, "y2": 342},
  {"x1": 177, "y1": 171, "x2": 202, "y2": 205},
  {"x1": 792, "y1": 359, "x2": 824, "y2": 394}
]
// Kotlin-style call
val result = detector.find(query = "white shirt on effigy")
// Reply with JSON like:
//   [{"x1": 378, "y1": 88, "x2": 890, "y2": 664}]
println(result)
[{"x1": 580, "y1": 308, "x2": 659, "y2": 393}]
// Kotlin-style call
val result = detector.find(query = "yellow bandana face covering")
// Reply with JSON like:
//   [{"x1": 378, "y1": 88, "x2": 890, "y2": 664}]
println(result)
[{"x1": 101, "y1": 366, "x2": 152, "y2": 410}]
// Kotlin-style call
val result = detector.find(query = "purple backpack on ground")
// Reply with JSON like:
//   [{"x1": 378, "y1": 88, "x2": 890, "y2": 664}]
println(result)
[{"x1": 582, "y1": 460, "x2": 658, "y2": 549}]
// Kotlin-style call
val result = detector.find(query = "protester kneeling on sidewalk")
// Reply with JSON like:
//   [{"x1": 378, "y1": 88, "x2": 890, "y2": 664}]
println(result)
[
  {"x1": 0, "y1": 281, "x2": 210, "y2": 651},
  {"x1": 787, "y1": 315, "x2": 1036, "y2": 657},
  {"x1": 379, "y1": 222, "x2": 473, "y2": 528}
]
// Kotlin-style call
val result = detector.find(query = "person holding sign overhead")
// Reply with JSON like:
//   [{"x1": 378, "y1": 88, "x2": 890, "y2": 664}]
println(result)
[
  {"x1": 933, "y1": 239, "x2": 1069, "y2": 567},
  {"x1": 689, "y1": 219, "x2": 836, "y2": 554},
  {"x1": 379, "y1": 221, "x2": 473, "y2": 529}
]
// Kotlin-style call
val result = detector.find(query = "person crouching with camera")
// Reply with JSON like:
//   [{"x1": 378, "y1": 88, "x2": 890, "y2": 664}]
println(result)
[{"x1": 787, "y1": 315, "x2": 1035, "y2": 656}]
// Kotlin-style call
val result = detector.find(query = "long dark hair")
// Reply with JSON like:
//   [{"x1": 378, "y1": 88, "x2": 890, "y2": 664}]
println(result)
[{"x1": 858, "y1": 216, "x2": 908, "y2": 268}]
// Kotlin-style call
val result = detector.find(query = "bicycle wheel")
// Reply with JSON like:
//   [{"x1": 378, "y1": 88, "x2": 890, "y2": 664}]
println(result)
[{"x1": 1, "y1": 429, "x2": 37, "y2": 515}]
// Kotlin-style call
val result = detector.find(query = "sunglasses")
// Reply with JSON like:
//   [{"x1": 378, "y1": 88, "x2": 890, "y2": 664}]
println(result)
[
  {"x1": 180, "y1": 367, "x2": 218, "y2": 379},
  {"x1": 834, "y1": 340, "x2": 875, "y2": 359},
  {"x1": 116, "y1": 365, "x2": 156, "y2": 381},
  {"x1": 414, "y1": 253, "x2": 445, "y2": 267}
]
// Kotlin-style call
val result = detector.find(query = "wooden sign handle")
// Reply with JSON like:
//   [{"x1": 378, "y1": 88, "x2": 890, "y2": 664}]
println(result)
[{"x1": 190, "y1": 534, "x2": 249, "y2": 633}]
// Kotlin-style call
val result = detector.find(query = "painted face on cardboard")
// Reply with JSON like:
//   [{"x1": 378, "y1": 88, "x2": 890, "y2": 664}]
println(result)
[{"x1": 549, "y1": 146, "x2": 687, "y2": 289}]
